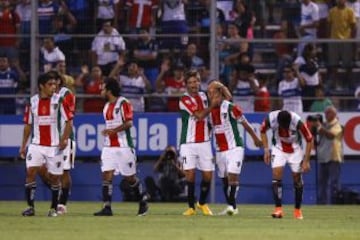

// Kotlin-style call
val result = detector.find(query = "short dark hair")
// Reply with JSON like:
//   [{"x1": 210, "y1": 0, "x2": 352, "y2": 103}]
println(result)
[
  {"x1": 184, "y1": 69, "x2": 200, "y2": 83},
  {"x1": 105, "y1": 78, "x2": 120, "y2": 97},
  {"x1": 277, "y1": 110, "x2": 291, "y2": 129},
  {"x1": 37, "y1": 73, "x2": 53, "y2": 89},
  {"x1": 46, "y1": 70, "x2": 63, "y2": 85}
]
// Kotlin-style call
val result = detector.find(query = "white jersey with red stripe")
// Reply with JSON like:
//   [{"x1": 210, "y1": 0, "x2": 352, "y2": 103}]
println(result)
[
  {"x1": 260, "y1": 110, "x2": 313, "y2": 153},
  {"x1": 103, "y1": 96, "x2": 134, "y2": 148},
  {"x1": 210, "y1": 100, "x2": 245, "y2": 152},
  {"x1": 23, "y1": 93, "x2": 73, "y2": 146},
  {"x1": 179, "y1": 91, "x2": 210, "y2": 144},
  {"x1": 58, "y1": 86, "x2": 76, "y2": 140}
]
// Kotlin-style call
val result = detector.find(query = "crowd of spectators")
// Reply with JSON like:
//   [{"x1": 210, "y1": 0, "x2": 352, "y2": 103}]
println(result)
[{"x1": 0, "y1": 0, "x2": 360, "y2": 114}]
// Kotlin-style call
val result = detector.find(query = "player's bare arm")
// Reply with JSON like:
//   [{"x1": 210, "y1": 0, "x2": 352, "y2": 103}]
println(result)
[
  {"x1": 19, "y1": 124, "x2": 31, "y2": 159},
  {"x1": 242, "y1": 119, "x2": 263, "y2": 148},
  {"x1": 102, "y1": 120, "x2": 133, "y2": 136},
  {"x1": 60, "y1": 120, "x2": 73, "y2": 150}
]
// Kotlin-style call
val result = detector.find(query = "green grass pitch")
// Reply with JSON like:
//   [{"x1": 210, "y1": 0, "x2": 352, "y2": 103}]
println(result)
[{"x1": 0, "y1": 201, "x2": 359, "y2": 240}]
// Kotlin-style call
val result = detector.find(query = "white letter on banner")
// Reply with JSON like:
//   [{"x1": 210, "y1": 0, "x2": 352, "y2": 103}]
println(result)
[
  {"x1": 97, "y1": 124, "x2": 105, "y2": 151},
  {"x1": 77, "y1": 124, "x2": 96, "y2": 152},
  {"x1": 138, "y1": 118, "x2": 148, "y2": 150},
  {"x1": 131, "y1": 126, "x2": 137, "y2": 147},
  {"x1": 149, "y1": 124, "x2": 167, "y2": 150}
]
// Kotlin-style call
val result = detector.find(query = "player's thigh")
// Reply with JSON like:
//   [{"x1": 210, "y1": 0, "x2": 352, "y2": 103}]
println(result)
[
  {"x1": 63, "y1": 140, "x2": 76, "y2": 170},
  {"x1": 195, "y1": 142, "x2": 215, "y2": 171},
  {"x1": 288, "y1": 148, "x2": 303, "y2": 173},
  {"x1": 26, "y1": 144, "x2": 47, "y2": 168},
  {"x1": 271, "y1": 147, "x2": 287, "y2": 169},
  {"x1": 216, "y1": 151, "x2": 227, "y2": 178},
  {"x1": 117, "y1": 148, "x2": 137, "y2": 177},
  {"x1": 46, "y1": 149, "x2": 64, "y2": 175},
  {"x1": 180, "y1": 144, "x2": 197, "y2": 170},
  {"x1": 227, "y1": 147, "x2": 245, "y2": 175},
  {"x1": 101, "y1": 147, "x2": 118, "y2": 173}
]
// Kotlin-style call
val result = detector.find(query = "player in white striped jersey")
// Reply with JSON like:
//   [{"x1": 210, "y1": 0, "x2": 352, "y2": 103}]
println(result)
[
  {"x1": 207, "y1": 81, "x2": 262, "y2": 215},
  {"x1": 93, "y1": 79, "x2": 148, "y2": 216},
  {"x1": 260, "y1": 110, "x2": 313, "y2": 219},
  {"x1": 37, "y1": 71, "x2": 76, "y2": 214},
  {"x1": 179, "y1": 71, "x2": 226, "y2": 216},
  {"x1": 19, "y1": 73, "x2": 74, "y2": 217}
]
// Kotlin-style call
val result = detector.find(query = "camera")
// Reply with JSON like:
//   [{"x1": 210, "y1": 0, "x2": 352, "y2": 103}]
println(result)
[
  {"x1": 164, "y1": 149, "x2": 176, "y2": 161},
  {"x1": 307, "y1": 114, "x2": 323, "y2": 136}
]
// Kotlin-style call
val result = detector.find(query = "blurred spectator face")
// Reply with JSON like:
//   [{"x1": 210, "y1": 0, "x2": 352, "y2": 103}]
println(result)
[
  {"x1": 91, "y1": 66, "x2": 102, "y2": 79},
  {"x1": 0, "y1": 0, "x2": 10, "y2": 8},
  {"x1": 0, "y1": 57, "x2": 9, "y2": 71},
  {"x1": 325, "y1": 107, "x2": 336, "y2": 122},
  {"x1": 174, "y1": 68, "x2": 184, "y2": 80},
  {"x1": 315, "y1": 87, "x2": 325, "y2": 98},
  {"x1": 235, "y1": 0, "x2": 246, "y2": 14},
  {"x1": 57, "y1": 62, "x2": 66, "y2": 74},
  {"x1": 53, "y1": 16, "x2": 64, "y2": 31},
  {"x1": 337, "y1": 0, "x2": 346, "y2": 7},
  {"x1": 102, "y1": 22, "x2": 113, "y2": 34},
  {"x1": 139, "y1": 29, "x2": 150, "y2": 41},
  {"x1": 227, "y1": 24, "x2": 239, "y2": 37},
  {"x1": 128, "y1": 62, "x2": 139, "y2": 76},
  {"x1": 43, "y1": 38, "x2": 55, "y2": 51},
  {"x1": 283, "y1": 67, "x2": 294, "y2": 81},
  {"x1": 186, "y1": 44, "x2": 197, "y2": 57}
]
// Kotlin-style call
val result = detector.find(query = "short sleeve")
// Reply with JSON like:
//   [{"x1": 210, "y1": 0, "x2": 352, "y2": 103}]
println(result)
[{"x1": 121, "y1": 101, "x2": 133, "y2": 121}]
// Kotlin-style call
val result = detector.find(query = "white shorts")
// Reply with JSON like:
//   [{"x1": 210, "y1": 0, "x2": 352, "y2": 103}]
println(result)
[
  {"x1": 180, "y1": 141, "x2": 214, "y2": 171},
  {"x1": 26, "y1": 144, "x2": 64, "y2": 175},
  {"x1": 63, "y1": 140, "x2": 76, "y2": 170},
  {"x1": 101, "y1": 147, "x2": 137, "y2": 176},
  {"x1": 216, "y1": 147, "x2": 244, "y2": 178},
  {"x1": 271, "y1": 147, "x2": 303, "y2": 173}
]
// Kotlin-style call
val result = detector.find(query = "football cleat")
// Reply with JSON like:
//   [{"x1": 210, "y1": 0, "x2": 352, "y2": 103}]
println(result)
[
  {"x1": 22, "y1": 207, "x2": 35, "y2": 216},
  {"x1": 48, "y1": 209, "x2": 58, "y2": 217},
  {"x1": 94, "y1": 206, "x2": 113, "y2": 216},
  {"x1": 294, "y1": 208, "x2": 303, "y2": 220},
  {"x1": 182, "y1": 207, "x2": 196, "y2": 216},
  {"x1": 218, "y1": 205, "x2": 239, "y2": 216},
  {"x1": 196, "y1": 202, "x2": 213, "y2": 216},
  {"x1": 56, "y1": 204, "x2": 67, "y2": 215},
  {"x1": 271, "y1": 207, "x2": 284, "y2": 218},
  {"x1": 137, "y1": 200, "x2": 149, "y2": 216}
]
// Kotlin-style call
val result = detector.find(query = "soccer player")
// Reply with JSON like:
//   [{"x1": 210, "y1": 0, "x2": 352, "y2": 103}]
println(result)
[
  {"x1": 260, "y1": 110, "x2": 313, "y2": 219},
  {"x1": 179, "y1": 70, "x2": 222, "y2": 216},
  {"x1": 93, "y1": 79, "x2": 148, "y2": 216},
  {"x1": 207, "y1": 81, "x2": 263, "y2": 215},
  {"x1": 19, "y1": 73, "x2": 73, "y2": 217},
  {"x1": 37, "y1": 70, "x2": 76, "y2": 214}
]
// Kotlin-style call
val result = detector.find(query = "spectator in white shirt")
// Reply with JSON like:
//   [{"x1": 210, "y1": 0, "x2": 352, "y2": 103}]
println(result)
[
  {"x1": 95, "y1": 0, "x2": 120, "y2": 32},
  {"x1": 278, "y1": 64, "x2": 306, "y2": 113},
  {"x1": 41, "y1": 37, "x2": 65, "y2": 72},
  {"x1": 298, "y1": 0, "x2": 319, "y2": 56},
  {"x1": 91, "y1": 21, "x2": 126, "y2": 76}
]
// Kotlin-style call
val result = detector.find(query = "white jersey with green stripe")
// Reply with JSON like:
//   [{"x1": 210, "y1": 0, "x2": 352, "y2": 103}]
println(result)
[
  {"x1": 209, "y1": 100, "x2": 245, "y2": 152},
  {"x1": 58, "y1": 87, "x2": 76, "y2": 140},
  {"x1": 179, "y1": 91, "x2": 210, "y2": 144}
]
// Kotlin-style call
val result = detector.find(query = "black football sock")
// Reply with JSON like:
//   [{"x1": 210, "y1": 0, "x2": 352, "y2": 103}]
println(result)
[
  {"x1": 199, "y1": 180, "x2": 211, "y2": 205},
  {"x1": 50, "y1": 184, "x2": 60, "y2": 209},
  {"x1": 59, "y1": 187, "x2": 69, "y2": 205},
  {"x1": 294, "y1": 181, "x2": 303, "y2": 209},
  {"x1": 25, "y1": 182, "x2": 36, "y2": 208},
  {"x1": 186, "y1": 181, "x2": 195, "y2": 209},
  {"x1": 228, "y1": 185, "x2": 239, "y2": 209},
  {"x1": 222, "y1": 178, "x2": 230, "y2": 205},
  {"x1": 102, "y1": 181, "x2": 113, "y2": 207},
  {"x1": 272, "y1": 179, "x2": 282, "y2": 207}
]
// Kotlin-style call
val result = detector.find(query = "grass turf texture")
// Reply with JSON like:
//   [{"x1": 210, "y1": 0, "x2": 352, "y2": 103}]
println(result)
[{"x1": 0, "y1": 202, "x2": 359, "y2": 240}]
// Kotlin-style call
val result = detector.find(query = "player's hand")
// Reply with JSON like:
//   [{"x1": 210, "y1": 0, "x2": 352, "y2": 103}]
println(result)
[
  {"x1": 301, "y1": 161, "x2": 311, "y2": 173},
  {"x1": 102, "y1": 129, "x2": 116, "y2": 136},
  {"x1": 19, "y1": 146, "x2": 26, "y2": 160},
  {"x1": 264, "y1": 149, "x2": 271, "y2": 165},
  {"x1": 59, "y1": 138, "x2": 68, "y2": 150}
]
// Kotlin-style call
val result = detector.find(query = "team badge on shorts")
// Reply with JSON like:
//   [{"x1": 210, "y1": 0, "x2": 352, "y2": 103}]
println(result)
[
  {"x1": 115, "y1": 108, "x2": 120, "y2": 114},
  {"x1": 128, "y1": 162, "x2": 133, "y2": 168},
  {"x1": 27, "y1": 154, "x2": 32, "y2": 161},
  {"x1": 56, "y1": 162, "x2": 61, "y2": 168}
]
